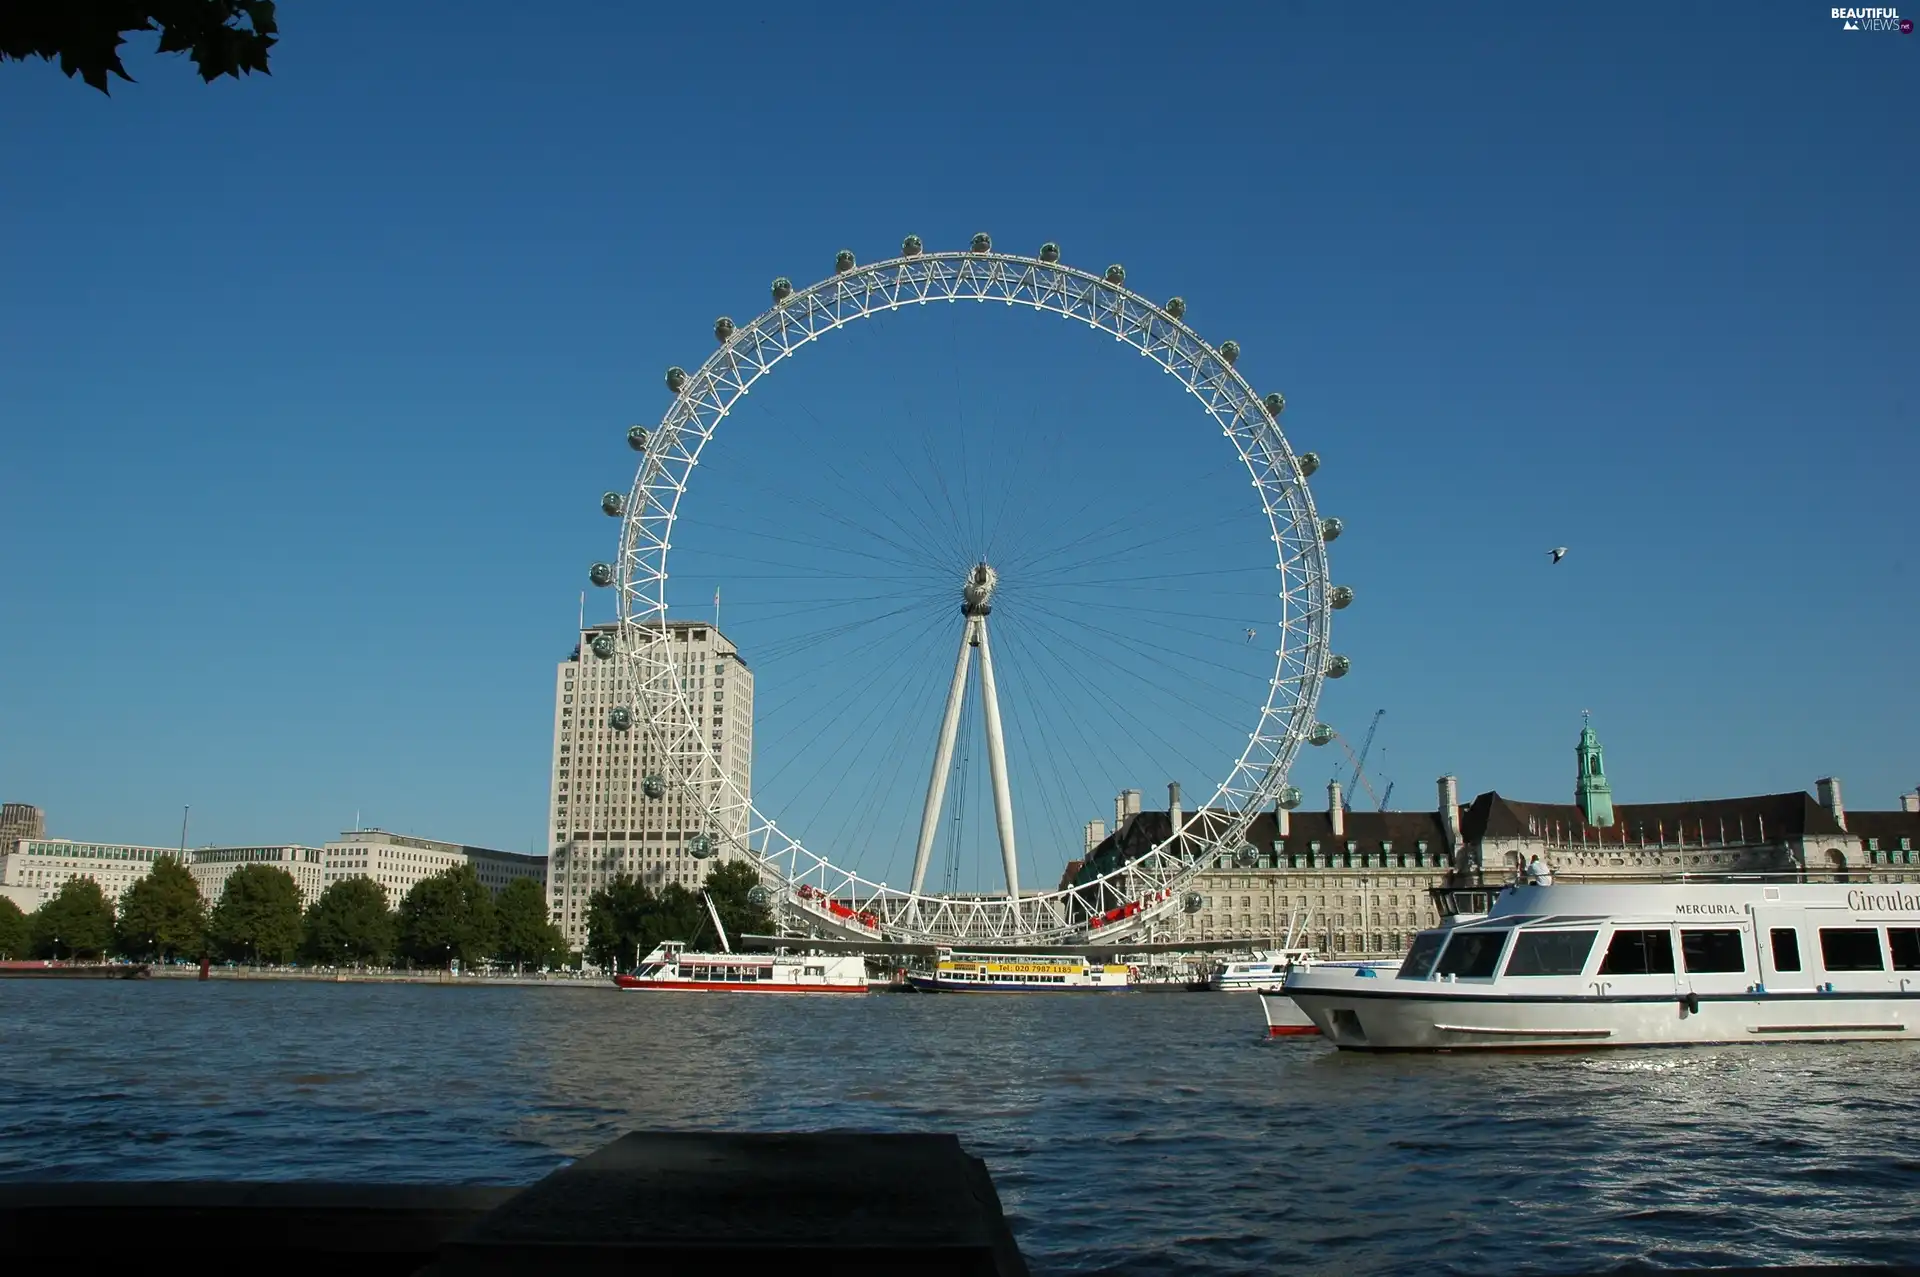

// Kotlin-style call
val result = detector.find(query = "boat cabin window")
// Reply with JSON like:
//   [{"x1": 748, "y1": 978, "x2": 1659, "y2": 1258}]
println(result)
[
  {"x1": 1434, "y1": 929, "x2": 1508, "y2": 980},
  {"x1": 1397, "y1": 931, "x2": 1445, "y2": 979},
  {"x1": 1679, "y1": 929, "x2": 1746, "y2": 975},
  {"x1": 1769, "y1": 928, "x2": 1801, "y2": 973},
  {"x1": 1819, "y1": 928, "x2": 1884, "y2": 972},
  {"x1": 1503, "y1": 930, "x2": 1598, "y2": 977},
  {"x1": 1888, "y1": 928, "x2": 1920, "y2": 971},
  {"x1": 1598, "y1": 929, "x2": 1674, "y2": 976}
]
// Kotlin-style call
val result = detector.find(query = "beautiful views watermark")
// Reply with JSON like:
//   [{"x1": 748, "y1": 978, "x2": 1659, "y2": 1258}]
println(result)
[{"x1": 1832, "y1": 6, "x2": 1913, "y2": 30}]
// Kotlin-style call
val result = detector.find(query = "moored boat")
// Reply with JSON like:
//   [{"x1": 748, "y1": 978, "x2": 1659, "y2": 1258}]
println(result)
[
  {"x1": 611, "y1": 888, "x2": 868, "y2": 994},
  {"x1": 1259, "y1": 992, "x2": 1320, "y2": 1036},
  {"x1": 1285, "y1": 879, "x2": 1920, "y2": 1051},
  {"x1": 613, "y1": 941, "x2": 868, "y2": 994},
  {"x1": 907, "y1": 951, "x2": 1131, "y2": 992}
]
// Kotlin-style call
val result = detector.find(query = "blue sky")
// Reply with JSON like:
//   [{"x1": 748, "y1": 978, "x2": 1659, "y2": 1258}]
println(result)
[{"x1": 0, "y1": 4, "x2": 1914, "y2": 874}]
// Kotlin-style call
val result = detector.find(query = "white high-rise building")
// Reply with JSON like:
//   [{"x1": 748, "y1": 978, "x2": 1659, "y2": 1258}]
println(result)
[{"x1": 546, "y1": 621, "x2": 755, "y2": 951}]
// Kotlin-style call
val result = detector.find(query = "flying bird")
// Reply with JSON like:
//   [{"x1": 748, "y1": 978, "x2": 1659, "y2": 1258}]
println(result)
[
  {"x1": 1245, "y1": 628, "x2": 1258, "y2": 642},
  {"x1": 1549, "y1": 547, "x2": 1568, "y2": 565}
]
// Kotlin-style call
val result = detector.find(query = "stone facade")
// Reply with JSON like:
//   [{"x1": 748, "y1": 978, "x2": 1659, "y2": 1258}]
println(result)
[
  {"x1": 322, "y1": 830, "x2": 545, "y2": 907},
  {"x1": 1076, "y1": 764, "x2": 1920, "y2": 960}
]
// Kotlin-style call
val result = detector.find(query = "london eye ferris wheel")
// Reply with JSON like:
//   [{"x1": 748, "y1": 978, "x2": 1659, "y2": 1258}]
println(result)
[{"x1": 582, "y1": 235, "x2": 1353, "y2": 946}]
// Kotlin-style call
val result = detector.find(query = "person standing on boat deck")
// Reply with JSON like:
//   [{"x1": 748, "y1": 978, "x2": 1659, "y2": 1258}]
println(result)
[{"x1": 1526, "y1": 855, "x2": 1554, "y2": 886}]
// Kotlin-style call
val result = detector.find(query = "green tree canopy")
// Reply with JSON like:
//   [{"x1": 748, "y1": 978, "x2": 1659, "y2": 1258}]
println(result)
[
  {"x1": 207, "y1": 864, "x2": 304, "y2": 964},
  {"x1": 0, "y1": 1, "x2": 276, "y2": 94},
  {"x1": 703, "y1": 861, "x2": 775, "y2": 944},
  {"x1": 585, "y1": 878, "x2": 705, "y2": 972},
  {"x1": 492, "y1": 877, "x2": 565, "y2": 971},
  {"x1": 0, "y1": 897, "x2": 29, "y2": 959},
  {"x1": 31, "y1": 878, "x2": 115, "y2": 960},
  {"x1": 115, "y1": 854, "x2": 205, "y2": 961},
  {"x1": 303, "y1": 877, "x2": 394, "y2": 966},
  {"x1": 397, "y1": 865, "x2": 497, "y2": 969}
]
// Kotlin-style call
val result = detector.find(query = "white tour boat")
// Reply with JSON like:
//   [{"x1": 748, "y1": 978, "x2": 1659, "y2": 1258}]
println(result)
[
  {"x1": 1209, "y1": 949, "x2": 1315, "y2": 993},
  {"x1": 907, "y1": 951, "x2": 1132, "y2": 992},
  {"x1": 612, "y1": 890, "x2": 868, "y2": 994},
  {"x1": 1283, "y1": 879, "x2": 1920, "y2": 1051}
]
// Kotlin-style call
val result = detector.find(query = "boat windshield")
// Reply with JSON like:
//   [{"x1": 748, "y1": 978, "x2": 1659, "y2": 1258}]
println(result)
[
  {"x1": 1433, "y1": 929, "x2": 1510, "y2": 980},
  {"x1": 1397, "y1": 931, "x2": 1446, "y2": 979}
]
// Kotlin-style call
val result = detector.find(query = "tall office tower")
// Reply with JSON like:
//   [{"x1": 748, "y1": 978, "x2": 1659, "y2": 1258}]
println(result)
[
  {"x1": 0, "y1": 803, "x2": 47, "y2": 852},
  {"x1": 546, "y1": 621, "x2": 754, "y2": 953}
]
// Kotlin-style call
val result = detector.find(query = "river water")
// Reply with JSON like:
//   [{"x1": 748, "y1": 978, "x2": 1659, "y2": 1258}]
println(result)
[{"x1": 2, "y1": 980, "x2": 1916, "y2": 1274}]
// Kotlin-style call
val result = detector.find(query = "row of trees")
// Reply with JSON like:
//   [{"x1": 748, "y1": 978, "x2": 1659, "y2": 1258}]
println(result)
[
  {"x1": 0, "y1": 856, "x2": 568, "y2": 970},
  {"x1": 584, "y1": 860, "x2": 773, "y2": 971}
]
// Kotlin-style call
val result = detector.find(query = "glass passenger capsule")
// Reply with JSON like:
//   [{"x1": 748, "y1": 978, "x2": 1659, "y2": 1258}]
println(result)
[
  {"x1": 1319, "y1": 516, "x2": 1342, "y2": 542},
  {"x1": 590, "y1": 632, "x2": 615, "y2": 659},
  {"x1": 1105, "y1": 264, "x2": 1126, "y2": 284},
  {"x1": 1183, "y1": 892, "x2": 1204, "y2": 914},
  {"x1": 1165, "y1": 297, "x2": 1186, "y2": 319},
  {"x1": 1298, "y1": 452, "x2": 1320, "y2": 478},
  {"x1": 835, "y1": 249, "x2": 855, "y2": 274},
  {"x1": 1039, "y1": 242, "x2": 1060, "y2": 263},
  {"x1": 970, "y1": 233, "x2": 992, "y2": 253},
  {"x1": 747, "y1": 885, "x2": 771, "y2": 907},
  {"x1": 601, "y1": 491, "x2": 626, "y2": 517},
  {"x1": 1328, "y1": 585, "x2": 1354, "y2": 609},
  {"x1": 714, "y1": 316, "x2": 734, "y2": 343},
  {"x1": 1219, "y1": 340, "x2": 1240, "y2": 365},
  {"x1": 1307, "y1": 723, "x2": 1336, "y2": 746},
  {"x1": 1264, "y1": 393, "x2": 1286, "y2": 417},
  {"x1": 642, "y1": 774, "x2": 666, "y2": 800},
  {"x1": 1326, "y1": 654, "x2": 1352, "y2": 678},
  {"x1": 771, "y1": 277, "x2": 794, "y2": 302},
  {"x1": 589, "y1": 562, "x2": 614, "y2": 588},
  {"x1": 901, "y1": 235, "x2": 922, "y2": 257},
  {"x1": 688, "y1": 833, "x2": 715, "y2": 860},
  {"x1": 609, "y1": 707, "x2": 632, "y2": 732},
  {"x1": 1278, "y1": 785, "x2": 1304, "y2": 810},
  {"x1": 665, "y1": 366, "x2": 687, "y2": 393},
  {"x1": 627, "y1": 425, "x2": 648, "y2": 452}
]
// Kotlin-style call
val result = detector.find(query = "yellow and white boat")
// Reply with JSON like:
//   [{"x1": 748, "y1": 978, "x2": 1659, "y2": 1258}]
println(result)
[{"x1": 907, "y1": 950, "x2": 1132, "y2": 993}]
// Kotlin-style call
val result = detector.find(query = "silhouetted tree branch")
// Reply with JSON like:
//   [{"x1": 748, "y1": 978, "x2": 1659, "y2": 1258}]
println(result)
[{"x1": 0, "y1": 0, "x2": 276, "y2": 94}]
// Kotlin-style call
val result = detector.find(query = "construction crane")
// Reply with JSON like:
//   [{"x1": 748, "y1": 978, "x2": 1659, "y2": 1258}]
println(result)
[{"x1": 1329, "y1": 710, "x2": 1392, "y2": 812}]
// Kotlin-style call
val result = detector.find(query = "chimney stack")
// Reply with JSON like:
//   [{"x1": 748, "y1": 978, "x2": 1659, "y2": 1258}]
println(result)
[
  {"x1": 1083, "y1": 819, "x2": 1107, "y2": 855},
  {"x1": 1817, "y1": 777, "x2": 1846, "y2": 831},
  {"x1": 1276, "y1": 804, "x2": 1290, "y2": 836},
  {"x1": 1168, "y1": 782, "x2": 1183, "y2": 834},
  {"x1": 1328, "y1": 780, "x2": 1345, "y2": 837},
  {"x1": 1901, "y1": 789, "x2": 1919, "y2": 814},
  {"x1": 1438, "y1": 775, "x2": 1462, "y2": 855}
]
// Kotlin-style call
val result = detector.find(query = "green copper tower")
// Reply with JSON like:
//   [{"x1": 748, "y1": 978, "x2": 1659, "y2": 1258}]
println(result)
[{"x1": 1574, "y1": 712, "x2": 1615, "y2": 827}]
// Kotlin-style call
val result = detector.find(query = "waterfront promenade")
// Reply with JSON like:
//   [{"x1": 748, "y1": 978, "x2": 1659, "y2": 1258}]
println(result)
[{"x1": 147, "y1": 965, "x2": 610, "y2": 988}]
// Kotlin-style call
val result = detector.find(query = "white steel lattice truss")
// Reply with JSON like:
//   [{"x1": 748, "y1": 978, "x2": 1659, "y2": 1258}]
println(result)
[{"x1": 609, "y1": 248, "x2": 1336, "y2": 945}]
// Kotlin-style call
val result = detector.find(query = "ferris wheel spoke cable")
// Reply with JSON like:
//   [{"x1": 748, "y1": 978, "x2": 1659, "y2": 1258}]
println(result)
[
  {"x1": 1012, "y1": 507, "x2": 1254, "y2": 582},
  {"x1": 1011, "y1": 609, "x2": 1240, "y2": 781},
  {"x1": 1009, "y1": 595, "x2": 1267, "y2": 710},
  {"x1": 755, "y1": 613, "x2": 953, "y2": 830},
  {"x1": 987, "y1": 630, "x2": 1093, "y2": 887},
  {"x1": 996, "y1": 614, "x2": 1204, "y2": 798},
  {"x1": 752, "y1": 602, "x2": 949, "y2": 727},
  {"x1": 810, "y1": 624, "x2": 954, "y2": 873}
]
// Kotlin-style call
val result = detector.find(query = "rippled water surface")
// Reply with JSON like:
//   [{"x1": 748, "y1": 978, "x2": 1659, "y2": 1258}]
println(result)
[{"x1": 3, "y1": 980, "x2": 1917, "y2": 1274}]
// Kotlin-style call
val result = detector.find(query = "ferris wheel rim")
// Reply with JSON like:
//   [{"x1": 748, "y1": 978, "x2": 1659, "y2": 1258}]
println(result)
[{"x1": 605, "y1": 245, "x2": 1338, "y2": 945}]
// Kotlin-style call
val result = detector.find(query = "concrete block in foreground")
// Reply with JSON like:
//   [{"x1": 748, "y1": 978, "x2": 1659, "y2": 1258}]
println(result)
[{"x1": 425, "y1": 1131, "x2": 1029, "y2": 1277}]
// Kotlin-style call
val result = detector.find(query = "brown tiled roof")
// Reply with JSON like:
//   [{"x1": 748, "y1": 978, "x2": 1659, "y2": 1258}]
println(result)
[
  {"x1": 1849, "y1": 810, "x2": 1920, "y2": 846},
  {"x1": 1462, "y1": 790, "x2": 1845, "y2": 844},
  {"x1": 1072, "y1": 807, "x2": 1450, "y2": 885}
]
